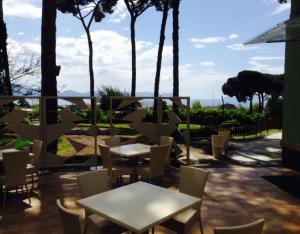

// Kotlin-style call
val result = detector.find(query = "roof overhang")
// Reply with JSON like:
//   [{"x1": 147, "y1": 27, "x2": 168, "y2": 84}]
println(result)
[{"x1": 244, "y1": 15, "x2": 300, "y2": 44}]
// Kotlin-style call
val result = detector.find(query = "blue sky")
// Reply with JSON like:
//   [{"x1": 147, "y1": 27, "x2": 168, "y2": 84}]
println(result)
[{"x1": 3, "y1": 0, "x2": 290, "y2": 100}]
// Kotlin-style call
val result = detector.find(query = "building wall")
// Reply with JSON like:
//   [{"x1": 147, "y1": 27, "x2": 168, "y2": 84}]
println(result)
[{"x1": 282, "y1": 0, "x2": 300, "y2": 171}]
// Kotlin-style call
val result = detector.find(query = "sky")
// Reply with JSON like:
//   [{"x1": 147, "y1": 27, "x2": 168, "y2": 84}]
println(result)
[{"x1": 3, "y1": 0, "x2": 291, "y2": 100}]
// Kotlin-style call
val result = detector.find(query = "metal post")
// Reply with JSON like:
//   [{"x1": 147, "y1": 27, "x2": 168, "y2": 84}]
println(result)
[{"x1": 186, "y1": 97, "x2": 191, "y2": 165}]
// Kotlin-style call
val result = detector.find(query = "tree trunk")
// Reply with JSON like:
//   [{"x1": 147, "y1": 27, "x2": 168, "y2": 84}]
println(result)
[
  {"x1": 86, "y1": 31, "x2": 94, "y2": 97},
  {"x1": 153, "y1": 1, "x2": 169, "y2": 115},
  {"x1": 130, "y1": 17, "x2": 137, "y2": 97},
  {"x1": 261, "y1": 94, "x2": 265, "y2": 111},
  {"x1": 41, "y1": 0, "x2": 58, "y2": 153},
  {"x1": 249, "y1": 96, "x2": 253, "y2": 114},
  {"x1": 172, "y1": 0, "x2": 179, "y2": 101},
  {"x1": 258, "y1": 94, "x2": 262, "y2": 112},
  {"x1": 154, "y1": 1, "x2": 169, "y2": 99},
  {"x1": 86, "y1": 30, "x2": 96, "y2": 122},
  {"x1": 0, "y1": 0, "x2": 12, "y2": 96}
]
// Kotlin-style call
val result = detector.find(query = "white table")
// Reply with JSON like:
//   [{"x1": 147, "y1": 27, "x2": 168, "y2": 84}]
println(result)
[
  {"x1": 0, "y1": 149, "x2": 19, "y2": 161},
  {"x1": 76, "y1": 181, "x2": 201, "y2": 234},
  {"x1": 110, "y1": 143, "x2": 151, "y2": 158}
]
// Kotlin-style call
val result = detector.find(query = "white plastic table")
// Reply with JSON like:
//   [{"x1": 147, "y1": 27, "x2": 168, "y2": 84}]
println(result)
[
  {"x1": 76, "y1": 181, "x2": 201, "y2": 234},
  {"x1": 110, "y1": 143, "x2": 151, "y2": 158},
  {"x1": 0, "y1": 148, "x2": 19, "y2": 161}
]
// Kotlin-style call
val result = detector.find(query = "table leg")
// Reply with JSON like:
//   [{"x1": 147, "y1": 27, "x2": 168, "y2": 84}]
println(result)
[{"x1": 128, "y1": 156, "x2": 139, "y2": 182}]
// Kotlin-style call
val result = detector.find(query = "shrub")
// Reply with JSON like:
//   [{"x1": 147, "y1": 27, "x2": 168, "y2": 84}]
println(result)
[{"x1": 192, "y1": 100, "x2": 202, "y2": 109}]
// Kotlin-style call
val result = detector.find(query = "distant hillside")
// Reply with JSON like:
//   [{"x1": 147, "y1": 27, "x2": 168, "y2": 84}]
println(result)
[
  {"x1": 58, "y1": 90, "x2": 252, "y2": 107},
  {"x1": 59, "y1": 90, "x2": 90, "y2": 97}
]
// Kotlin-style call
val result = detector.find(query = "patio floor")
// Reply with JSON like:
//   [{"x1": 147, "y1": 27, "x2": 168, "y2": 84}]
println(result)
[{"x1": 1, "y1": 166, "x2": 300, "y2": 234}]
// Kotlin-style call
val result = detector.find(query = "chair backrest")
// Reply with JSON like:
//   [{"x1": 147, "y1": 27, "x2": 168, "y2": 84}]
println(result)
[
  {"x1": 179, "y1": 166, "x2": 208, "y2": 199},
  {"x1": 214, "y1": 219, "x2": 265, "y2": 234},
  {"x1": 104, "y1": 136, "x2": 121, "y2": 147},
  {"x1": 56, "y1": 199, "x2": 81, "y2": 234},
  {"x1": 98, "y1": 144, "x2": 112, "y2": 175},
  {"x1": 160, "y1": 136, "x2": 173, "y2": 161},
  {"x1": 149, "y1": 145, "x2": 170, "y2": 177},
  {"x1": 77, "y1": 169, "x2": 110, "y2": 198},
  {"x1": 3, "y1": 151, "x2": 28, "y2": 187},
  {"x1": 218, "y1": 131, "x2": 230, "y2": 150},
  {"x1": 211, "y1": 135, "x2": 225, "y2": 148},
  {"x1": 31, "y1": 140, "x2": 43, "y2": 166}
]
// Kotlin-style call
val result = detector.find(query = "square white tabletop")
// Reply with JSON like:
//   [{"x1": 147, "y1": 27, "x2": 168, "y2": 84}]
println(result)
[
  {"x1": 110, "y1": 143, "x2": 151, "y2": 158},
  {"x1": 76, "y1": 181, "x2": 201, "y2": 234},
  {"x1": 0, "y1": 149, "x2": 20, "y2": 161}
]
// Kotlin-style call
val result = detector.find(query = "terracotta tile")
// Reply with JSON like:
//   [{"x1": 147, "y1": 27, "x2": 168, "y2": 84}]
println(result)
[{"x1": 0, "y1": 167, "x2": 300, "y2": 233}]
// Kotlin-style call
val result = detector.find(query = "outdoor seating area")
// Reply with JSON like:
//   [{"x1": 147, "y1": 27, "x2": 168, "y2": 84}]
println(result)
[
  {"x1": 2, "y1": 0, "x2": 300, "y2": 233},
  {"x1": 1, "y1": 165, "x2": 300, "y2": 234}
]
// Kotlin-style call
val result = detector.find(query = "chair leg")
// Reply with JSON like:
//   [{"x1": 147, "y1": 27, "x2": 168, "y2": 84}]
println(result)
[
  {"x1": 152, "y1": 227, "x2": 155, "y2": 234},
  {"x1": 199, "y1": 216, "x2": 204, "y2": 234},
  {"x1": 31, "y1": 173, "x2": 34, "y2": 189},
  {"x1": 36, "y1": 172, "x2": 40, "y2": 188},
  {"x1": 3, "y1": 188, "x2": 7, "y2": 209},
  {"x1": 83, "y1": 224, "x2": 88, "y2": 234},
  {"x1": 25, "y1": 184, "x2": 31, "y2": 205}
]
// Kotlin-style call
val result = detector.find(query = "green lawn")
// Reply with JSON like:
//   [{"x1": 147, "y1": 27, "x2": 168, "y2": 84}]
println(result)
[{"x1": 232, "y1": 129, "x2": 282, "y2": 140}]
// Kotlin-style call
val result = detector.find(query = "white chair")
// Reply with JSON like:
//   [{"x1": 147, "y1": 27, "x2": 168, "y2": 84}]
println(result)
[
  {"x1": 214, "y1": 219, "x2": 265, "y2": 234},
  {"x1": 0, "y1": 151, "x2": 31, "y2": 208},
  {"x1": 160, "y1": 166, "x2": 209, "y2": 234},
  {"x1": 77, "y1": 170, "x2": 126, "y2": 234}
]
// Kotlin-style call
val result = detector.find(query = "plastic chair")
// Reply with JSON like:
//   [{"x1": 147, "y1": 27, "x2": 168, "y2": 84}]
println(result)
[
  {"x1": 160, "y1": 166, "x2": 209, "y2": 234},
  {"x1": 214, "y1": 219, "x2": 265, "y2": 234}
]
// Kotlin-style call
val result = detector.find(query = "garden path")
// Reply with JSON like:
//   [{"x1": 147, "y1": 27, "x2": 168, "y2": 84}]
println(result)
[{"x1": 228, "y1": 133, "x2": 282, "y2": 167}]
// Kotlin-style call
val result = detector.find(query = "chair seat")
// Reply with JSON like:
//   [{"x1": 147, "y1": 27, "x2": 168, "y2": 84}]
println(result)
[
  {"x1": 111, "y1": 166, "x2": 134, "y2": 177},
  {"x1": 26, "y1": 164, "x2": 37, "y2": 174},
  {"x1": 141, "y1": 158, "x2": 150, "y2": 164},
  {"x1": 111, "y1": 158, "x2": 130, "y2": 167},
  {"x1": 160, "y1": 208, "x2": 199, "y2": 233},
  {"x1": 87, "y1": 214, "x2": 126, "y2": 234}
]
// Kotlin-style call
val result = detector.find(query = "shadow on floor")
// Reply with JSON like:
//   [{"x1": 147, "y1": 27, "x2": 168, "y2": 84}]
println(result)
[{"x1": 263, "y1": 175, "x2": 300, "y2": 200}]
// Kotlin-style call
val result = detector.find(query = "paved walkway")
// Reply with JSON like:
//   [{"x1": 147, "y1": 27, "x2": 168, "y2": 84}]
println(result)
[{"x1": 228, "y1": 133, "x2": 282, "y2": 166}]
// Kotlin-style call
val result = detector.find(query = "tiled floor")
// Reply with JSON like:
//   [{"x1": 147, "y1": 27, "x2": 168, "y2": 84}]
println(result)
[{"x1": 1, "y1": 166, "x2": 300, "y2": 234}]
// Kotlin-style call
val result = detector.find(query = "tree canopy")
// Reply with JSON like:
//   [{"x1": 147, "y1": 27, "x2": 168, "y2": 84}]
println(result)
[{"x1": 222, "y1": 70, "x2": 284, "y2": 113}]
